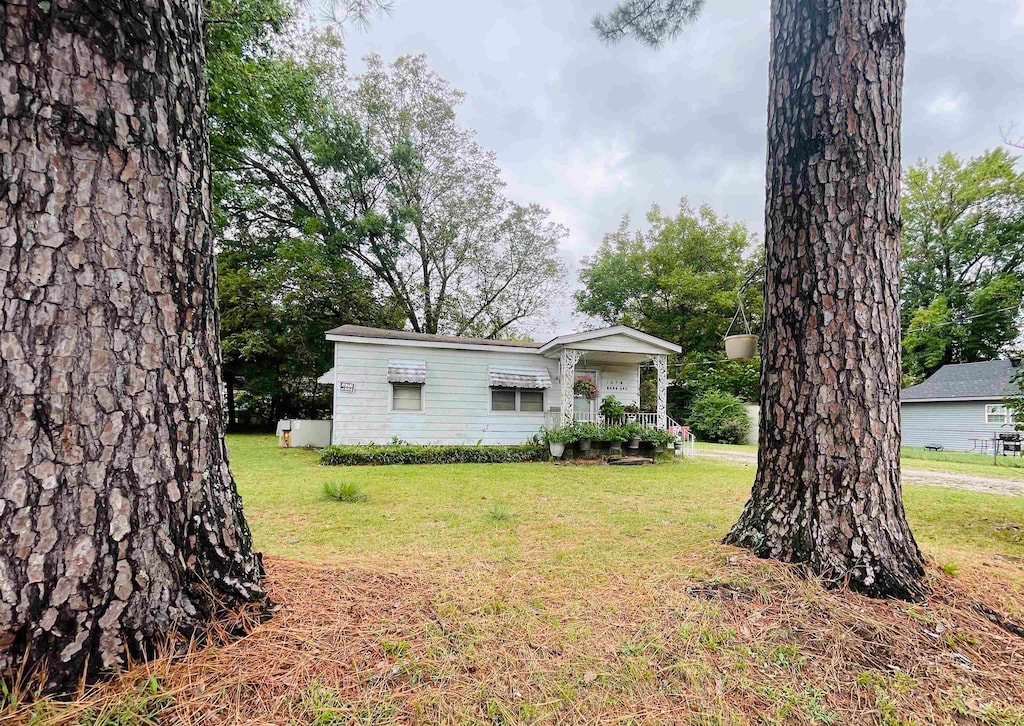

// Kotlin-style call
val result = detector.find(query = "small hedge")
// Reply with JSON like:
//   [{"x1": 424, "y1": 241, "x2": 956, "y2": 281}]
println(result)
[{"x1": 320, "y1": 443, "x2": 548, "y2": 466}]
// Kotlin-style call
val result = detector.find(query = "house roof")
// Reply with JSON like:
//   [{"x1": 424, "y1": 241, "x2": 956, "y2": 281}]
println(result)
[
  {"x1": 324, "y1": 324, "x2": 681, "y2": 355},
  {"x1": 901, "y1": 360, "x2": 1021, "y2": 402},
  {"x1": 537, "y1": 325, "x2": 682, "y2": 354},
  {"x1": 325, "y1": 324, "x2": 543, "y2": 350}
]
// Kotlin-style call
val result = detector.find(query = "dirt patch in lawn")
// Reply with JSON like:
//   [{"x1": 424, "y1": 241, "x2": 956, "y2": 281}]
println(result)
[{"x1": 7, "y1": 553, "x2": 1024, "y2": 724}]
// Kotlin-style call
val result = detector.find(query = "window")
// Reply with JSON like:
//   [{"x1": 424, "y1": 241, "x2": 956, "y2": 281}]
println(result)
[
  {"x1": 491, "y1": 389, "x2": 517, "y2": 411},
  {"x1": 392, "y1": 384, "x2": 422, "y2": 412},
  {"x1": 520, "y1": 390, "x2": 544, "y2": 412},
  {"x1": 491, "y1": 388, "x2": 545, "y2": 412},
  {"x1": 985, "y1": 404, "x2": 1015, "y2": 425}
]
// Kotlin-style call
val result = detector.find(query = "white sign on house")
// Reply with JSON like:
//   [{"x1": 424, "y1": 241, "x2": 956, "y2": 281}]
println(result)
[{"x1": 338, "y1": 381, "x2": 356, "y2": 392}]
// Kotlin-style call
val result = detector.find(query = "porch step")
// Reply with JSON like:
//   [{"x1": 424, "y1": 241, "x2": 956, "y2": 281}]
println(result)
[{"x1": 607, "y1": 456, "x2": 654, "y2": 466}]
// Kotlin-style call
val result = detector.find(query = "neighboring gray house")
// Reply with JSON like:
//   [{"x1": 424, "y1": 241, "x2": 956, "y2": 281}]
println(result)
[
  {"x1": 901, "y1": 360, "x2": 1021, "y2": 452},
  {"x1": 318, "y1": 324, "x2": 683, "y2": 445}
]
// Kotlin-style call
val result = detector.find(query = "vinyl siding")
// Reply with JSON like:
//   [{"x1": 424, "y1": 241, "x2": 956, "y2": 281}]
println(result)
[
  {"x1": 330, "y1": 342, "x2": 640, "y2": 445},
  {"x1": 900, "y1": 399, "x2": 1011, "y2": 451}
]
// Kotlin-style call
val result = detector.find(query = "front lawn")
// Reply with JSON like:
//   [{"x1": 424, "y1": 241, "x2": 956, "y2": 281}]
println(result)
[{"x1": 15, "y1": 435, "x2": 1024, "y2": 725}]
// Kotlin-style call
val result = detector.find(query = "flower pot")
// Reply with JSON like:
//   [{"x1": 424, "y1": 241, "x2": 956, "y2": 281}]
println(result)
[
  {"x1": 724, "y1": 334, "x2": 758, "y2": 361},
  {"x1": 578, "y1": 438, "x2": 592, "y2": 452},
  {"x1": 549, "y1": 442, "x2": 566, "y2": 459},
  {"x1": 654, "y1": 445, "x2": 665, "y2": 454},
  {"x1": 609, "y1": 442, "x2": 623, "y2": 455},
  {"x1": 628, "y1": 437, "x2": 641, "y2": 449}
]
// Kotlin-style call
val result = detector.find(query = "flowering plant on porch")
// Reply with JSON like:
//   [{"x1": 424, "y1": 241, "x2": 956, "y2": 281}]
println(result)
[{"x1": 573, "y1": 375, "x2": 598, "y2": 399}]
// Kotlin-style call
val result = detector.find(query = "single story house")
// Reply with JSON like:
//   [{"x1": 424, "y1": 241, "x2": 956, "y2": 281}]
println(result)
[
  {"x1": 901, "y1": 359, "x2": 1021, "y2": 452},
  {"x1": 318, "y1": 324, "x2": 682, "y2": 445}
]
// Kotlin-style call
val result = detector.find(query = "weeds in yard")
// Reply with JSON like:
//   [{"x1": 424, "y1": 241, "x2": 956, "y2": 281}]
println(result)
[
  {"x1": 322, "y1": 481, "x2": 367, "y2": 502},
  {"x1": 486, "y1": 499, "x2": 512, "y2": 521}
]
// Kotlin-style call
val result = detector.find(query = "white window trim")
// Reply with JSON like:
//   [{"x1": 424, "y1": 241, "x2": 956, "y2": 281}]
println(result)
[
  {"x1": 390, "y1": 383, "x2": 424, "y2": 413},
  {"x1": 490, "y1": 388, "x2": 546, "y2": 414},
  {"x1": 985, "y1": 404, "x2": 1015, "y2": 425}
]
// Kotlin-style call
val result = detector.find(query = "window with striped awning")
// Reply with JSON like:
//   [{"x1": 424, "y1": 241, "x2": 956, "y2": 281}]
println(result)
[
  {"x1": 387, "y1": 359, "x2": 426, "y2": 384},
  {"x1": 487, "y1": 365, "x2": 552, "y2": 389}
]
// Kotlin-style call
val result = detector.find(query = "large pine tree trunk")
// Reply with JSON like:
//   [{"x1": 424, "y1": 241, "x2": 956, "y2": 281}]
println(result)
[
  {"x1": 0, "y1": 0, "x2": 267, "y2": 689},
  {"x1": 724, "y1": 0, "x2": 926, "y2": 601}
]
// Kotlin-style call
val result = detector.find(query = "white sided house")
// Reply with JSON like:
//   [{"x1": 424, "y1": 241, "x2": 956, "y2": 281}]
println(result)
[{"x1": 319, "y1": 325, "x2": 682, "y2": 445}]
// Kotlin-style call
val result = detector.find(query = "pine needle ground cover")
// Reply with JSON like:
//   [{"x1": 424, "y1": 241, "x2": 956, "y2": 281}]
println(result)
[{"x1": 7, "y1": 435, "x2": 1024, "y2": 725}]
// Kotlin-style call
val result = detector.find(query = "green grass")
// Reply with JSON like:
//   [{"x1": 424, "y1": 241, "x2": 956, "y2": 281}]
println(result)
[{"x1": 231, "y1": 435, "x2": 1024, "y2": 569}]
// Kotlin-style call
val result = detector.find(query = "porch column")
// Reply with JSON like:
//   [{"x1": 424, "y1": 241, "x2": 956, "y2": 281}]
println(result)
[
  {"x1": 560, "y1": 348, "x2": 583, "y2": 427},
  {"x1": 653, "y1": 354, "x2": 668, "y2": 429}
]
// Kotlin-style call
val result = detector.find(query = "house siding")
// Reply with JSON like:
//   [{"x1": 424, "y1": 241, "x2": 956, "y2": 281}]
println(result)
[
  {"x1": 330, "y1": 342, "x2": 640, "y2": 445},
  {"x1": 900, "y1": 399, "x2": 1010, "y2": 451}
]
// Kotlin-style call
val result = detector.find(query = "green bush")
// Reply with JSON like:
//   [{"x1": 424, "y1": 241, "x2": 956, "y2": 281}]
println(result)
[
  {"x1": 686, "y1": 389, "x2": 750, "y2": 444},
  {"x1": 320, "y1": 443, "x2": 548, "y2": 466},
  {"x1": 575, "y1": 422, "x2": 601, "y2": 441}
]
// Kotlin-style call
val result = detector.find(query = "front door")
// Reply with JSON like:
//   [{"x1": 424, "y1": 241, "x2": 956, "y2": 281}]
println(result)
[{"x1": 574, "y1": 370, "x2": 599, "y2": 422}]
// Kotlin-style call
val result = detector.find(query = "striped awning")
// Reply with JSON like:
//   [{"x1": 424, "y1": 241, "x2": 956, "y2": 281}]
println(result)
[
  {"x1": 388, "y1": 359, "x2": 426, "y2": 384},
  {"x1": 488, "y1": 365, "x2": 552, "y2": 389}
]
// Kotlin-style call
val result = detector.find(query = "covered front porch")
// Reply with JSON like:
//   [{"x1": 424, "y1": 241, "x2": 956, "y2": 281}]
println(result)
[{"x1": 537, "y1": 326, "x2": 682, "y2": 431}]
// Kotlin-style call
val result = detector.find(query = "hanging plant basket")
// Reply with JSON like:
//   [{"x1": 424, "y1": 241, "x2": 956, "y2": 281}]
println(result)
[
  {"x1": 573, "y1": 376, "x2": 598, "y2": 400},
  {"x1": 723, "y1": 271, "x2": 760, "y2": 361},
  {"x1": 724, "y1": 334, "x2": 758, "y2": 361}
]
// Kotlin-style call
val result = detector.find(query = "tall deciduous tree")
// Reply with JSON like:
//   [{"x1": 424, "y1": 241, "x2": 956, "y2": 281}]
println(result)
[
  {"x1": 901, "y1": 149, "x2": 1024, "y2": 382},
  {"x1": 218, "y1": 49, "x2": 567, "y2": 340},
  {"x1": 596, "y1": 0, "x2": 926, "y2": 599},
  {"x1": 0, "y1": 0, "x2": 266, "y2": 688}
]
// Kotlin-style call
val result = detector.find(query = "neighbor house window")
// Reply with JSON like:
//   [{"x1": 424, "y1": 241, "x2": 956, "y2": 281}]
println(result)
[
  {"x1": 985, "y1": 404, "x2": 1015, "y2": 425},
  {"x1": 392, "y1": 384, "x2": 422, "y2": 412},
  {"x1": 491, "y1": 388, "x2": 544, "y2": 412}
]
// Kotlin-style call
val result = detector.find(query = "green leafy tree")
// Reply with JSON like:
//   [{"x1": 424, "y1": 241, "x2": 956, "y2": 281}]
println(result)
[
  {"x1": 206, "y1": 0, "x2": 407, "y2": 427},
  {"x1": 901, "y1": 149, "x2": 1024, "y2": 378},
  {"x1": 576, "y1": 201, "x2": 760, "y2": 355}
]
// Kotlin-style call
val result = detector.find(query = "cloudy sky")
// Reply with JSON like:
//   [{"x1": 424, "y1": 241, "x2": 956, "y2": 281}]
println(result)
[{"x1": 341, "y1": 0, "x2": 1024, "y2": 337}]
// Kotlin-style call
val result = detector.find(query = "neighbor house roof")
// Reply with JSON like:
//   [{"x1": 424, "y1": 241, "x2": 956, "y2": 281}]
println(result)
[
  {"x1": 901, "y1": 360, "x2": 1021, "y2": 402},
  {"x1": 325, "y1": 324, "x2": 543, "y2": 350}
]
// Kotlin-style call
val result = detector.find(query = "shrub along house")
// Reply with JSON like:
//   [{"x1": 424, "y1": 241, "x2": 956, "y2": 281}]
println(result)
[
  {"x1": 901, "y1": 359, "x2": 1021, "y2": 452},
  {"x1": 317, "y1": 324, "x2": 682, "y2": 445}
]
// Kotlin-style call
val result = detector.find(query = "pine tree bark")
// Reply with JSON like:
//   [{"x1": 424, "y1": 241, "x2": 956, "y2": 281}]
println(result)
[
  {"x1": 724, "y1": 0, "x2": 927, "y2": 601},
  {"x1": 0, "y1": 0, "x2": 267, "y2": 690}
]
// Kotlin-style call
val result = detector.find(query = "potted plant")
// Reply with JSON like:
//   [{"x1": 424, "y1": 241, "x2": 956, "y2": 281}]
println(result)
[
  {"x1": 623, "y1": 403, "x2": 640, "y2": 415},
  {"x1": 599, "y1": 395, "x2": 625, "y2": 421},
  {"x1": 649, "y1": 429, "x2": 675, "y2": 454},
  {"x1": 541, "y1": 426, "x2": 575, "y2": 459},
  {"x1": 573, "y1": 375, "x2": 598, "y2": 400},
  {"x1": 576, "y1": 422, "x2": 599, "y2": 452},
  {"x1": 624, "y1": 422, "x2": 644, "y2": 449},
  {"x1": 605, "y1": 424, "x2": 627, "y2": 455}
]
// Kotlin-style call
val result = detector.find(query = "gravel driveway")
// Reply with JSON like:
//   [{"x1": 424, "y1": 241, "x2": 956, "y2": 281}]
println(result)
[{"x1": 695, "y1": 447, "x2": 1024, "y2": 497}]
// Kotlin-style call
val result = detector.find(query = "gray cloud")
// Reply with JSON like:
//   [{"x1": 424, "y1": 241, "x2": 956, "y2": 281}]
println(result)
[{"x1": 340, "y1": 0, "x2": 1024, "y2": 336}]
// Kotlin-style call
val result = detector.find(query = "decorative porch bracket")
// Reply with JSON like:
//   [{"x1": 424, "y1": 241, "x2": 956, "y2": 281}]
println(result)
[
  {"x1": 560, "y1": 348, "x2": 583, "y2": 427},
  {"x1": 652, "y1": 354, "x2": 668, "y2": 429}
]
